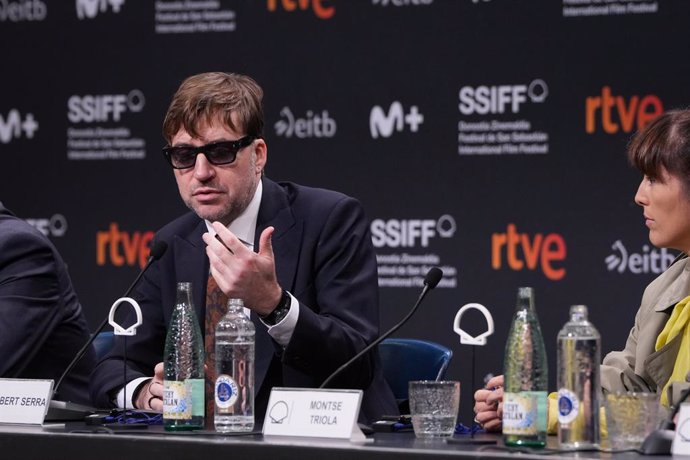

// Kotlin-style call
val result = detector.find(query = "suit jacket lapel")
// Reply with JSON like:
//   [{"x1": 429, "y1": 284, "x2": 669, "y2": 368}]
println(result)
[
  {"x1": 255, "y1": 178, "x2": 301, "y2": 294},
  {"x1": 252, "y1": 178, "x2": 302, "y2": 391}
]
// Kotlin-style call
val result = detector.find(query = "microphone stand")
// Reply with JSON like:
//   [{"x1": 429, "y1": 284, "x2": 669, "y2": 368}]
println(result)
[
  {"x1": 53, "y1": 253, "x2": 157, "y2": 397},
  {"x1": 319, "y1": 267, "x2": 443, "y2": 390},
  {"x1": 48, "y1": 242, "x2": 167, "y2": 421}
]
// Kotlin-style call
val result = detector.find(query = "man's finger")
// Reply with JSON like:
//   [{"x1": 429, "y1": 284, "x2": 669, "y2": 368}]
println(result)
[
  {"x1": 211, "y1": 221, "x2": 245, "y2": 255},
  {"x1": 154, "y1": 362, "x2": 164, "y2": 379},
  {"x1": 474, "y1": 388, "x2": 490, "y2": 401},
  {"x1": 485, "y1": 374, "x2": 504, "y2": 389},
  {"x1": 482, "y1": 418, "x2": 503, "y2": 432}
]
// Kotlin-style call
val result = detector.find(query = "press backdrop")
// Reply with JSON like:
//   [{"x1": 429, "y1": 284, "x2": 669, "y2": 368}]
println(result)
[{"x1": 1, "y1": 0, "x2": 686, "y2": 421}]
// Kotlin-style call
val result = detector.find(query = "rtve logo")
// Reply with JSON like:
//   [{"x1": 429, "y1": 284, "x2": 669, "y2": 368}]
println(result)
[
  {"x1": 585, "y1": 86, "x2": 663, "y2": 134},
  {"x1": 0, "y1": 109, "x2": 39, "y2": 144},
  {"x1": 605, "y1": 240, "x2": 674, "y2": 275},
  {"x1": 267, "y1": 0, "x2": 334, "y2": 19},
  {"x1": 67, "y1": 90, "x2": 145, "y2": 123},
  {"x1": 0, "y1": 0, "x2": 46, "y2": 21},
  {"x1": 25, "y1": 214, "x2": 68, "y2": 238},
  {"x1": 274, "y1": 107, "x2": 336, "y2": 138},
  {"x1": 97, "y1": 223, "x2": 154, "y2": 268},
  {"x1": 76, "y1": 0, "x2": 124, "y2": 20},
  {"x1": 491, "y1": 223, "x2": 566, "y2": 281},
  {"x1": 371, "y1": 215, "x2": 456, "y2": 248},
  {"x1": 459, "y1": 79, "x2": 548, "y2": 115},
  {"x1": 370, "y1": 102, "x2": 424, "y2": 139}
]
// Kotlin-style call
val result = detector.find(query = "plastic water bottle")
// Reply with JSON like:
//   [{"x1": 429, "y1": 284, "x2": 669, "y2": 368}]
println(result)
[
  {"x1": 502, "y1": 287, "x2": 548, "y2": 447},
  {"x1": 163, "y1": 282, "x2": 205, "y2": 431},
  {"x1": 214, "y1": 298, "x2": 255, "y2": 432},
  {"x1": 557, "y1": 305, "x2": 601, "y2": 450}
]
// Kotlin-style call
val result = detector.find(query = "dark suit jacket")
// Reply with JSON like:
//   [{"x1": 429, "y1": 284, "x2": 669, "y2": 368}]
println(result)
[
  {"x1": 90, "y1": 179, "x2": 397, "y2": 423},
  {"x1": 0, "y1": 204, "x2": 95, "y2": 405}
]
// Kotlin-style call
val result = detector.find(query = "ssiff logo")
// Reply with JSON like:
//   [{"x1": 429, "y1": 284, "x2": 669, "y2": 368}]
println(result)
[
  {"x1": 371, "y1": 215, "x2": 456, "y2": 248},
  {"x1": 67, "y1": 90, "x2": 145, "y2": 123},
  {"x1": 267, "y1": 0, "x2": 334, "y2": 19},
  {"x1": 76, "y1": 0, "x2": 124, "y2": 19},
  {"x1": 370, "y1": 102, "x2": 424, "y2": 139},
  {"x1": 0, "y1": 109, "x2": 38, "y2": 144},
  {"x1": 274, "y1": 107, "x2": 336, "y2": 138},
  {"x1": 25, "y1": 214, "x2": 67, "y2": 237},
  {"x1": 459, "y1": 79, "x2": 548, "y2": 115},
  {"x1": 491, "y1": 223, "x2": 566, "y2": 281},
  {"x1": 585, "y1": 86, "x2": 663, "y2": 134},
  {"x1": 605, "y1": 240, "x2": 674, "y2": 274},
  {"x1": 96, "y1": 223, "x2": 154, "y2": 268}
]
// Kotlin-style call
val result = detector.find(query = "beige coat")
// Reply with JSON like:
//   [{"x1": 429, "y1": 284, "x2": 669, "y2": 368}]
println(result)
[{"x1": 601, "y1": 255, "x2": 690, "y2": 406}]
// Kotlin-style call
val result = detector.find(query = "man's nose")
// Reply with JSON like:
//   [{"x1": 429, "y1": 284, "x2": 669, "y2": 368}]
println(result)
[{"x1": 193, "y1": 153, "x2": 215, "y2": 180}]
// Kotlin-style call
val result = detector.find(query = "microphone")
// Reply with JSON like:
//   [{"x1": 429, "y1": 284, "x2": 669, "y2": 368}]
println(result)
[
  {"x1": 639, "y1": 387, "x2": 690, "y2": 455},
  {"x1": 52, "y1": 240, "x2": 168, "y2": 400},
  {"x1": 319, "y1": 267, "x2": 443, "y2": 390}
]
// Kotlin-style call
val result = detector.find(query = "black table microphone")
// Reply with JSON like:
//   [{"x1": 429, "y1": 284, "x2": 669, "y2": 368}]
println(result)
[
  {"x1": 52, "y1": 240, "x2": 168, "y2": 400},
  {"x1": 639, "y1": 387, "x2": 690, "y2": 455},
  {"x1": 319, "y1": 267, "x2": 443, "y2": 389}
]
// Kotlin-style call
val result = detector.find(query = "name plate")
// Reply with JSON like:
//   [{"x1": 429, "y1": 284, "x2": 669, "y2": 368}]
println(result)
[
  {"x1": 0, "y1": 379, "x2": 53, "y2": 425},
  {"x1": 263, "y1": 387, "x2": 365, "y2": 441},
  {"x1": 673, "y1": 403, "x2": 690, "y2": 455}
]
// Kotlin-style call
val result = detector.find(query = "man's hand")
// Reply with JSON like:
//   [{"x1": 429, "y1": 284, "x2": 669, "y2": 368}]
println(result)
[
  {"x1": 134, "y1": 362, "x2": 164, "y2": 412},
  {"x1": 202, "y1": 223, "x2": 282, "y2": 315},
  {"x1": 473, "y1": 374, "x2": 504, "y2": 432}
]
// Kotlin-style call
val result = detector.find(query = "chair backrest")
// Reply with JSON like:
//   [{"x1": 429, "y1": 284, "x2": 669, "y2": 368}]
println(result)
[
  {"x1": 92, "y1": 331, "x2": 115, "y2": 361},
  {"x1": 378, "y1": 338, "x2": 453, "y2": 403}
]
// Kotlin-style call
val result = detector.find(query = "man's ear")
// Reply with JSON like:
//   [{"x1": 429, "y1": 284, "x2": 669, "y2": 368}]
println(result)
[{"x1": 254, "y1": 138, "x2": 267, "y2": 175}]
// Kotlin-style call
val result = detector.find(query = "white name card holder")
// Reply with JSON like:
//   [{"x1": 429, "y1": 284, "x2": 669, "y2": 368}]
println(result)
[
  {"x1": 0, "y1": 378, "x2": 53, "y2": 425},
  {"x1": 263, "y1": 387, "x2": 366, "y2": 442},
  {"x1": 673, "y1": 403, "x2": 690, "y2": 455}
]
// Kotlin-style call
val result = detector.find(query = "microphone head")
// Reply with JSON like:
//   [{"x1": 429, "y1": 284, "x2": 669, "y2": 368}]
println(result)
[
  {"x1": 424, "y1": 267, "x2": 443, "y2": 289},
  {"x1": 150, "y1": 241, "x2": 168, "y2": 260}
]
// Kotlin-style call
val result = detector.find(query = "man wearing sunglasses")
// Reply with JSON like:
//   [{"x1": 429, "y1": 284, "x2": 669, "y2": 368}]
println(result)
[{"x1": 90, "y1": 72, "x2": 397, "y2": 425}]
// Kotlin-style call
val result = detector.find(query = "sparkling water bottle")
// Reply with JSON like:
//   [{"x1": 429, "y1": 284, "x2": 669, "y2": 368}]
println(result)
[
  {"x1": 557, "y1": 305, "x2": 601, "y2": 449},
  {"x1": 163, "y1": 282, "x2": 205, "y2": 431},
  {"x1": 502, "y1": 287, "x2": 548, "y2": 447},
  {"x1": 215, "y1": 298, "x2": 255, "y2": 432}
]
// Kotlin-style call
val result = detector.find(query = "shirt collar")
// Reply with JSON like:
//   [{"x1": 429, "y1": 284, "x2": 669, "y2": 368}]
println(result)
[{"x1": 204, "y1": 180, "x2": 262, "y2": 250}]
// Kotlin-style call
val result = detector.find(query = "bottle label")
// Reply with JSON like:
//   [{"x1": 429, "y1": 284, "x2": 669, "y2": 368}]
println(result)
[
  {"x1": 557, "y1": 388, "x2": 580, "y2": 424},
  {"x1": 163, "y1": 380, "x2": 191, "y2": 420},
  {"x1": 503, "y1": 391, "x2": 547, "y2": 435},
  {"x1": 188, "y1": 378, "x2": 204, "y2": 417},
  {"x1": 215, "y1": 374, "x2": 239, "y2": 409}
]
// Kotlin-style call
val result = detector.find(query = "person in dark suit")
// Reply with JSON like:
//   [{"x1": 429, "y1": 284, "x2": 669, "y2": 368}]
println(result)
[
  {"x1": 0, "y1": 203, "x2": 95, "y2": 405},
  {"x1": 89, "y1": 72, "x2": 397, "y2": 423}
]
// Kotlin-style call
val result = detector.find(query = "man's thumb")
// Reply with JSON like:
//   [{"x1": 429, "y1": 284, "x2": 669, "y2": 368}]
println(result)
[{"x1": 259, "y1": 226, "x2": 275, "y2": 257}]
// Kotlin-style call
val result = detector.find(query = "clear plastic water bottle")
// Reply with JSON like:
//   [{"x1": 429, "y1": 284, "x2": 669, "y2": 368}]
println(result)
[
  {"x1": 163, "y1": 282, "x2": 205, "y2": 431},
  {"x1": 502, "y1": 287, "x2": 548, "y2": 447},
  {"x1": 557, "y1": 305, "x2": 601, "y2": 450},
  {"x1": 214, "y1": 298, "x2": 255, "y2": 432}
]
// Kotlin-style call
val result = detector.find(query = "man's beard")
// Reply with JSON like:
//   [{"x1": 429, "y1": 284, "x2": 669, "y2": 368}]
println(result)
[{"x1": 185, "y1": 187, "x2": 254, "y2": 226}]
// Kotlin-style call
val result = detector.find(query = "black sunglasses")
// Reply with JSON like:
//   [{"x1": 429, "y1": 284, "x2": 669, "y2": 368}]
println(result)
[{"x1": 162, "y1": 135, "x2": 256, "y2": 169}]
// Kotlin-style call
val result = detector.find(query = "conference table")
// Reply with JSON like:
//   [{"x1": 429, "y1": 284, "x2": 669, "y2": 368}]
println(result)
[{"x1": 0, "y1": 423, "x2": 667, "y2": 460}]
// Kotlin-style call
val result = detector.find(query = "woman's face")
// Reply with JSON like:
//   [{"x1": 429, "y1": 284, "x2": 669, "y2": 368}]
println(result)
[{"x1": 635, "y1": 166, "x2": 690, "y2": 252}]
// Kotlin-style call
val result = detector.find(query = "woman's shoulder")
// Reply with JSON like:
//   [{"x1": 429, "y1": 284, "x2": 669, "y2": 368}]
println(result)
[{"x1": 640, "y1": 254, "x2": 690, "y2": 312}]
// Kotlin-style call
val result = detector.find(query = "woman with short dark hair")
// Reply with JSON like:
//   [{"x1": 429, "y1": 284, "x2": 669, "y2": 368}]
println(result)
[{"x1": 474, "y1": 109, "x2": 690, "y2": 431}]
